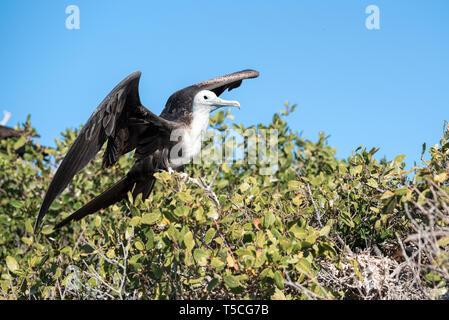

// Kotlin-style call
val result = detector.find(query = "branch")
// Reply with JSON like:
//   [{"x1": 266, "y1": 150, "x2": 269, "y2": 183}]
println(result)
[{"x1": 169, "y1": 166, "x2": 221, "y2": 211}]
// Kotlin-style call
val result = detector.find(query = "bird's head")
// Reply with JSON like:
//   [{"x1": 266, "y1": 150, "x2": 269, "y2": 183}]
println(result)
[{"x1": 192, "y1": 90, "x2": 240, "y2": 113}]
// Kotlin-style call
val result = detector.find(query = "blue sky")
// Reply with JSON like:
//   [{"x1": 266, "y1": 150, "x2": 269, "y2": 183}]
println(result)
[{"x1": 0, "y1": 0, "x2": 448, "y2": 168}]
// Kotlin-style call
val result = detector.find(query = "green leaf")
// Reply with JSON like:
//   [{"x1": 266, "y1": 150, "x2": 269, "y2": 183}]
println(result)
[
  {"x1": 13, "y1": 136, "x2": 26, "y2": 150},
  {"x1": 297, "y1": 258, "x2": 312, "y2": 275},
  {"x1": 394, "y1": 188, "x2": 408, "y2": 196},
  {"x1": 204, "y1": 228, "x2": 216, "y2": 244},
  {"x1": 9, "y1": 199, "x2": 23, "y2": 209},
  {"x1": 290, "y1": 224, "x2": 306, "y2": 239},
  {"x1": 184, "y1": 231, "x2": 195, "y2": 252},
  {"x1": 207, "y1": 278, "x2": 219, "y2": 291},
  {"x1": 437, "y1": 237, "x2": 449, "y2": 247},
  {"x1": 88, "y1": 278, "x2": 97, "y2": 287},
  {"x1": 135, "y1": 241, "x2": 144, "y2": 251},
  {"x1": 129, "y1": 216, "x2": 141, "y2": 226},
  {"x1": 142, "y1": 211, "x2": 161, "y2": 225},
  {"x1": 239, "y1": 182, "x2": 250, "y2": 193},
  {"x1": 193, "y1": 248, "x2": 209, "y2": 266},
  {"x1": 264, "y1": 211, "x2": 275, "y2": 227},
  {"x1": 380, "y1": 190, "x2": 395, "y2": 200},
  {"x1": 394, "y1": 154, "x2": 406, "y2": 164},
  {"x1": 272, "y1": 288, "x2": 286, "y2": 300},
  {"x1": 288, "y1": 180, "x2": 301, "y2": 190},
  {"x1": 6, "y1": 256, "x2": 19, "y2": 273},
  {"x1": 41, "y1": 225, "x2": 54, "y2": 235},
  {"x1": 260, "y1": 268, "x2": 274, "y2": 279},
  {"x1": 366, "y1": 178, "x2": 378, "y2": 188},
  {"x1": 211, "y1": 257, "x2": 225, "y2": 270},
  {"x1": 21, "y1": 236, "x2": 33, "y2": 246},
  {"x1": 106, "y1": 249, "x2": 116, "y2": 259},
  {"x1": 80, "y1": 244, "x2": 95, "y2": 254},
  {"x1": 223, "y1": 275, "x2": 241, "y2": 288},
  {"x1": 93, "y1": 215, "x2": 101, "y2": 228},
  {"x1": 174, "y1": 206, "x2": 189, "y2": 217},
  {"x1": 25, "y1": 220, "x2": 33, "y2": 234},
  {"x1": 274, "y1": 270, "x2": 284, "y2": 289},
  {"x1": 319, "y1": 225, "x2": 331, "y2": 237}
]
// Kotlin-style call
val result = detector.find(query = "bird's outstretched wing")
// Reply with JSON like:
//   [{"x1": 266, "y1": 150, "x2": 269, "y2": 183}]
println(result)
[
  {"x1": 192, "y1": 69, "x2": 259, "y2": 96},
  {"x1": 34, "y1": 71, "x2": 177, "y2": 232},
  {"x1": 161, "y1": 69, "x2": 259, "y2": 122}
]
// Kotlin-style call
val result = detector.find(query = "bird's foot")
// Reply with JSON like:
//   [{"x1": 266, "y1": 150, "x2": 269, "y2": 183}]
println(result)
[{"x1": 179, "y1": 172, "x2": 189, "y2": 181}]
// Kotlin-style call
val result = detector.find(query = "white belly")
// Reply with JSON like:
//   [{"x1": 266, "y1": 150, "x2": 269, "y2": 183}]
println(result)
[{"x1": 169, "y1": 109, "x2": 210, "y2": 167}]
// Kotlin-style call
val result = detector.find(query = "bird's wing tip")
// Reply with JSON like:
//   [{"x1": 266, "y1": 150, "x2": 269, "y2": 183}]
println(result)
[
  {"x1": 33, "y1": 220, "x2": 41, "y2": 234},
  {"x1": 238, "y1": 69, "x2": 260, "y2": 79},
  {"x1": 122, "y1": 71, "x2": 142, "y2": 83},
  {"x1": 128, "y1": 71, "x2": 142, "y2": 80},
  {"x1": 249, "y1": 69, "x2": 260, "y2": 78}
]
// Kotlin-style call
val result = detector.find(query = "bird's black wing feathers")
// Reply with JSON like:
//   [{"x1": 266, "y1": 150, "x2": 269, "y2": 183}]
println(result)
[
  {"x1": 0, "y1": 125, "x2": 22, "y2": 139},
  {"x1": 161, "y1": 69, "x2": 259, "y2": 123},
  {"x1": 34, "y1": 71, "x2": 176, "y2": 232},
  {"x1": 193, "y1": 69, "x2": 259, "y2": 96}
]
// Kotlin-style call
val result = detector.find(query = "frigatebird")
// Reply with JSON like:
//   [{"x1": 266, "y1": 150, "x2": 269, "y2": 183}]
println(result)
[
  {"x1": 34, "y1": 69, "x2": 259, "y2": 232},
  {"x1": 0, "y1": 125, "x2": 23, "y2": 155},
  {"x1": 0, "y1": 125, "x2": 45, "y2": 157},
  {"x1": 0, "y1": 125, "x2": 21, "y2": 140}
]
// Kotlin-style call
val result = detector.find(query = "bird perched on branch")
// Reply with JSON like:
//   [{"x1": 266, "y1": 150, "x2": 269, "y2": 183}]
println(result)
[{"x1": 34, "y1": 69, "x2": 259, "y2": 232}]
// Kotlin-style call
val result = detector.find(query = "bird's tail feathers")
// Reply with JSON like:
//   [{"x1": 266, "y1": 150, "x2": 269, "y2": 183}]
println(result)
[{"x1": 54, "y1": 175, "x2": 154, "y2": 230}]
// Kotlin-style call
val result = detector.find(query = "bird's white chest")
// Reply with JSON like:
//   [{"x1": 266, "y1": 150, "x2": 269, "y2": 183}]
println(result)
[{"x1": 170, "y1": 110, "x2": 210, "y2": 167}]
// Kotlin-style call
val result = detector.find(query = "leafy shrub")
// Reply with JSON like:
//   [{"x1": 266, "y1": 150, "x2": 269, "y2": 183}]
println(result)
[{"x1": 0, "y1": 107, "x2": 448, "y2": 299}]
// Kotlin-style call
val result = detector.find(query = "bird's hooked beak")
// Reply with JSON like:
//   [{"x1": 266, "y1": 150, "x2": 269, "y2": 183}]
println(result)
[{"x1": 210, "y1": 97, "x2": 240, "y2": 110}]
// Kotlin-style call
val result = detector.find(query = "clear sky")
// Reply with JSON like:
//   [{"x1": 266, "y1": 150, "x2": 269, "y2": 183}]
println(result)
[{"x1": 0, "y1": 0, "x2": 448, "y2": 168}]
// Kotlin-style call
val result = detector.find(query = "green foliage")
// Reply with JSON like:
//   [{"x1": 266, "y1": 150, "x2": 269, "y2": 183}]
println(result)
[{"x1": 0, "y1": 110, "x2": 448, "y2": 299}]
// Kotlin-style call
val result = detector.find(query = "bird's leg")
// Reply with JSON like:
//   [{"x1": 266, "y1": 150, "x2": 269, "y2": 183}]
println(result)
[
  {"x1": 169, "y1": 166, "x2": 221, "y2": 211},
  {"x1": 166, "y1": 166, "x2": 191, "y2": 194},
  {"x1": 179, "y1": 172, "x2": 189, "y2": 181},
  {"x1": 166, "y1": 166, "x2": 188, "y2": 185}
]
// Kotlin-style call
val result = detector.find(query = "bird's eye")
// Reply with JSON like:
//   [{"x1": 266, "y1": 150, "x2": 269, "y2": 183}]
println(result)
[{"x1": 204, "y1": 96, "x2": 208, "y2": 100}]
